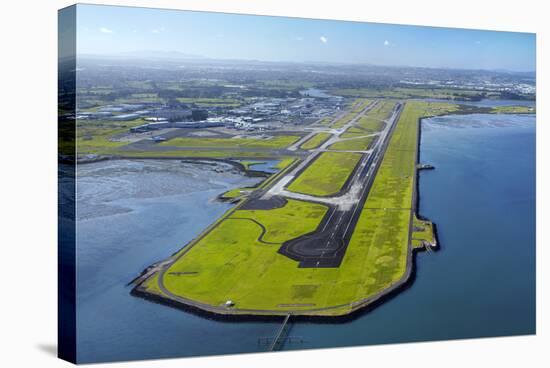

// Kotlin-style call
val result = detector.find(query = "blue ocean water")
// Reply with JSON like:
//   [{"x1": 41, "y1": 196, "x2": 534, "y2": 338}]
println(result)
[
  {"x1": 75, "y1": 160, "x2": 279, "y2": 363},
  {"x1": 75, "y1": 113, "x2": 535, "y2": 363},
  {"x1": 286, "y1": 113, "x2": 536, "y2": 349}
]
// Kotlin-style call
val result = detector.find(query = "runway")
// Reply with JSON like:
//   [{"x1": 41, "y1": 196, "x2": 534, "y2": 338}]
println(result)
[
  {"x1": 278, "y1": 102, "x2": 403, "y2": 267},
  {"x1": 242, "y1": 101, "x2": 404, "y2": 267}
]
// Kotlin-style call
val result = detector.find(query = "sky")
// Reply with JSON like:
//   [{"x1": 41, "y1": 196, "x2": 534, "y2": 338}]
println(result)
[{"x1": 72, "y1": 4, "x2": 536, "y2": 72}]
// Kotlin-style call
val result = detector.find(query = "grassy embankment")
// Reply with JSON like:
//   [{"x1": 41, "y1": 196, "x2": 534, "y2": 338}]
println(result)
[
  {"x1": 220, "y1": 158, "x2": 296, "y2": 200},
  {"x1": 287, "y1": 152, "x2": 362, "y2": 197},
  {"x1": 412, "y1": 215, "x2": 436, "y2": 249},
  {"x1": 143, "y1": 101, "x2": 456, "y2": 316},
  {"x1": 331, "y1": 101, "x2": 457, "y2": 307},
  {"x1": 274, "y1": 157, "x2": 297, "y2": 170},
  {"x1": 342, "y1": 100, "x2": 467, "y2": 282},
  {"x1": 219, "y1": 187, "x2": 253, "y2": 200},
  {"x1": 239, "y1": 161, "x2": 266, "y2": 170},
  {"x1": 336, "y1": 102, "x2": 423, "y2": 303},
  {"x1": 299, "y1": 133, "x2": 332, "y2": 150}
]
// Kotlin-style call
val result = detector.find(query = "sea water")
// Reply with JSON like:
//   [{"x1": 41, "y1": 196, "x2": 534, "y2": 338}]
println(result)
[{"x1": 75, "y1": 112, "x2": 535, "y2": 362}]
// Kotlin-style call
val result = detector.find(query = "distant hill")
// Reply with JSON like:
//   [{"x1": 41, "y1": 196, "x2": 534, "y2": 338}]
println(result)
[{"x1": 79, "y1": 50, "x2": 207, "y2": 61}]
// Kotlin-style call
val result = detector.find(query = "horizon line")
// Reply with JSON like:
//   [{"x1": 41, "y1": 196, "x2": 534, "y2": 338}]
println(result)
[{"x1": 75, "y1": 51, "x2": 537, "y2": 75}]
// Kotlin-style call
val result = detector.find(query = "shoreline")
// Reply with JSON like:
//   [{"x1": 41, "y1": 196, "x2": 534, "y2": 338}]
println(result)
[
  {"x1": 415, "y1": 116, "x2": 440, "y2": 251},
  {"x1": 127, "y1": 103, "x2": 537, "y2": 320},
  {"x1": 74, "y1": 155, "x2": 275, "y2": 179},
  {"x1": 130, "y1": 246, "x2": 425, "y2": 323},
  {"x1": 130, "y1": 103, "x2": 430, "y2": 320}
]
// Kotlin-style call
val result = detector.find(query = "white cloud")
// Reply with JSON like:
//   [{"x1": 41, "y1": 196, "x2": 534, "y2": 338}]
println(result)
[
  {"x1": 320, "y1": 36, "x2": 328, "y2": 44},
  {"x1": 99, "y1": 27, "x2": 113, "y2": 34},
  {"x1": 384, "y1": 40, "x2": 390, "y2": 46},
  {"x1": 151, "y1": 27, "x2": 166, "y2": 34},
  {"x1": 295, "y1": 36, "x2": 304, "y2": 41}
]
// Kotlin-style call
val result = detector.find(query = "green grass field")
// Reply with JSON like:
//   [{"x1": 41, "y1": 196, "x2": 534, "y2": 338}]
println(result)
[
  {"x1": 77, "y1": 134, "x2": 129, "y2": 153},
  {"x1": 274, "y1": 158, "x2": 296, "y2": 170},
  {"x1": 331, "y1": 112, "x2": 356, "y2": 129},
  {"x1": 76, "y1": 121, "x2": 146, "y2": 154},
  {"x1": 344, "y1": 101, "x2": 458, "y2": 287},
  {"x1": 300, "y1": 133, "x2": 332, "y2": 150},
  {"x1": 332, "y1": 86, "x2": 496, "y2": 100},
  {"x1": 161, "y1": 135, "x2": 300, "y2": 149},
  {"x1": 317, "y1": 117, "x2": 334, "y2": 126},
  {"x1": 175, "y1": 97, "x2": 242, "y2": 107},
  {"x1": 331, "y1": 99, "x2": 371, "y2": 129},
  {"x1": 158, "y1": 199, "x2": 332, "y2": 311},
  {"x1": 220, "y1": 187, "x2": 255, "y2": 200},
  {"x1": 355, "y1": 117, "x2": 386, "y2": 132},
  {"x1": 120, "y1": 150, "x2": 274, "y2": 159},
  {"x1": 340, "y1": 101, "x2": 432, "y2": 300},
  {"x1": 287, "y1": 152, "x2": 362, "y2": 196},
  {"x1": 412, "y1": 215, "x2": 436, "y2": 249},
  {"x1": 220, "y1": 158, "x2": 297, "y2": 200},
  {"x1": 351, "y1": 99, "x2": 372, "y2": 113},
  {"x1": 239, "y1": 160, "x2": 267, "y2": 170},
  {"x1": 142, "y1": 100, "x2": 457, "y2": 316},
  {"x1": 328, "y1": 136, "x2": 376, "y2": 151},
  {"x1": 75, "y1": 123, "x2": 304, "y2": 161},
  {"x1": 491, "y1": 105, "x2": 535, "y2": 114},
  {"x1": 340, "y1": 100, "x2": 393, "y2": 138}
]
